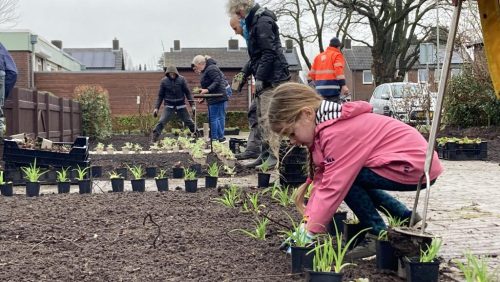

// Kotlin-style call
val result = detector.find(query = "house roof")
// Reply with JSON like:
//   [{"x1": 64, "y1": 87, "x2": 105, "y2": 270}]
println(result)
[
  {"x1": 64, "y1": 48, "x2": 124, "y2": 70},
  {"x1": 343, "y1": 45, "x2": 463, "y2": 71},
  {"x1": 163, "y1": 47, "x2": 302, "y2": 71}
]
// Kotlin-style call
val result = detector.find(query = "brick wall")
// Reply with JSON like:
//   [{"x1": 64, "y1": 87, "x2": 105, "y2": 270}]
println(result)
[
  {"x1": 34, "y1": 70, "x2": 251, "y2": 116},
  {"x1": 10, "y1": 51, "x2": 31, "y2": 89}
]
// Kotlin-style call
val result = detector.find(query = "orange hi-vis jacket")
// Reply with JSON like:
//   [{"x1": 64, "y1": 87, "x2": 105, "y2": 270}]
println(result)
[{"x1": 308, "y1": 46, "x2": 346, "y2": 97}]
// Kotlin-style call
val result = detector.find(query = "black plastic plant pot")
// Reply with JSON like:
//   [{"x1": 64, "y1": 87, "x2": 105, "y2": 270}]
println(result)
[
  {"x1": 306, "y1": 271, "x2": 343, "y2": 282},
  {"x1": 185, "y1": 179, "x2": 198, "y2": 193},
  {"x1": 343, "y1": 223, "x2": 367, "y2": 249},
  {"x1": 155, "y1": 178, "x2": 169, "y2": 192},
  {"x1": 116, "y1": 168, "x2": 128, "y2": 180},
  {"x1": 146, "y1": 167, "x2": 157, "y2": 178},
  {"x1": 57, "y1": 181, "x2": 71, "y2": 194},
  {"x1": 111, "y1": 178, "x2": 125, "y2": 192},
  {"x1": 173, "y1": 167, "x2": 184, "y2": 179},
  {"x1": 91, "y1": 166, "x2": 103, "y2": 178},
  {"x1": 376, "y1": 240, "x2": 398, "y2": 271},
  {"x1": 0, "y1": 183, "x2": 14, "y2": 196},
  {"x1": 205, "y1": 176, "x2": 218, "y2": 188},
  {"x1": 291, "y1": 246, "x2": 314, "y2": 274},
  {"x1": 131, "y1": 179, "x2": 146, "y2": 192},
  {"x1": 78, "y1": 179, "x2": 92, "y2": 194},
  {"x1": 327, "y1": 211, "x2": 347, "y2": 236},
  {"x1": 257, "y1": 172, "x2": 271, "y2": 188},
  {"x1": 26, "y1": 182, "x2": 40, "y2": 197},
  {"x1": 189, "y1": 164, "x2": 202, "y2": 177},
  {"x1": 404, "y1": 257, "x2": 439, "y2": 282}
]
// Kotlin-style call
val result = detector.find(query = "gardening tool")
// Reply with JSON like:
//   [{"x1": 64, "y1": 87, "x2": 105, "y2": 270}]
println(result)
[
  {"x1": 390, "y1": 0, "x2": 463, "y2": 256},
  {"x1": 193, "y1": 94, "x2": 224, "y2": 153}
]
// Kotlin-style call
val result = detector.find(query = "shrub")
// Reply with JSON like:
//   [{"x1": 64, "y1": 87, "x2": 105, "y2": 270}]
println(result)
[
  {"x1": 445, "y1": 66, "x2": 500, "y2": 127},
  {"x1": 74, "y1": 85, "x2": 113, "y2": 140}
]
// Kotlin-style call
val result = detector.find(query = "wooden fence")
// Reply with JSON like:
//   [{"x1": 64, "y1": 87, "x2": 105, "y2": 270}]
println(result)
[{"x1": 3, "y1": 88, "x2": 82, "y2": 142}]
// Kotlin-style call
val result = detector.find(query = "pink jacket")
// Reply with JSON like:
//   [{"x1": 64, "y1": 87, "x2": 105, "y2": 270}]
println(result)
[{"x1": 305, "y1": 101, "x2": 443, "y2": 233}]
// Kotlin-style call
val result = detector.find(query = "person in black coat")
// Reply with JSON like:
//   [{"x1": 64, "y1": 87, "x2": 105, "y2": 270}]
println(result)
[
  {"x1": 227, "y1": 0, "x2": 290, "y2": 169},
  {"x1": 0, "y1": 42, "x2": 18, "y2": 137},
  {"x1": 151, "y1": 65, "x2": 195, "y2": 142},
  {"x1": 192, "y1": 55, "x2": 229, "y2": 142}
]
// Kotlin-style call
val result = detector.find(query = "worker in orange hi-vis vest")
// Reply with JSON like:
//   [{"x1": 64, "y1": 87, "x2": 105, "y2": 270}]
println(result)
[{"x1": 308, "y1": 37, "x2": 349, "y2": 103}]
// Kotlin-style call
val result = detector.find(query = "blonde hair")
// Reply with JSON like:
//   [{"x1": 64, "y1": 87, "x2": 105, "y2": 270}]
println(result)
[
  {"x1": 192, "y1": 55, "x2": 211, "y2": 66},
  {"x1": 267, "y1": 82, "x2": 322, "y2": 214},
  {"x1": 226, "y1": 0, "x2": 255, "y2": 15}
]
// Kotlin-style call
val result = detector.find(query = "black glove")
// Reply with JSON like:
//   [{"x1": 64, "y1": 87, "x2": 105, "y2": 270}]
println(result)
[{"x1": 255, "y1": 79, "x2": 264, "y2": 93}]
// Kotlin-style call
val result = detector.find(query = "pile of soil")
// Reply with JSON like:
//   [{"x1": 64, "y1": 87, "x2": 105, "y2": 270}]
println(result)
[{"x1": 0, "y1": 188, "x2": 456, "y2": 281}]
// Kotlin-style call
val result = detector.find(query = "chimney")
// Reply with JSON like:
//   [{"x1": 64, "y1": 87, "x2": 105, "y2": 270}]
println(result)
[
  {"x1": 343, "y1": 39, "x2": 352, "y2": 50},
  {"x1": 285, "y1": 39, "x2": 293, "y2": 53},
  {"x1": 51, "y1": 40, "x2": 63, "y2": 49},
  {"x1": 228, "y1": 39, "x2": 239, "y2": 51},
  {"x1": 173, "y1": 40, "x2": 181, "y2": 52},
  {"x1": 113, "y1": 38, "x2": 119, "y2": 50}
]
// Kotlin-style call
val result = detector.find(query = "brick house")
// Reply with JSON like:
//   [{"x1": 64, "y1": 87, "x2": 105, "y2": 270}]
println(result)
[{"x1": 343, "y1": 40, "x2": 464, "y2": 101}]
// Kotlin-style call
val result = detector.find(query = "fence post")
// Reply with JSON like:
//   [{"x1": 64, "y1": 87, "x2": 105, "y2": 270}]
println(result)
[
  {"x1": 33, "y1": 89, "x2": 39, "y2": 138},
  {"x1": 59, "y1": 97, "x2": 64, "y2": 141},
  {"x1": 9, "y1": 88, "x2": 20, "y2": 136},
  {"x1": 69, "y1": 99, "x2": 74, "y2": 140},
  {"x1": 44, "y1": 92, "x2": 50, "y2": 139}
]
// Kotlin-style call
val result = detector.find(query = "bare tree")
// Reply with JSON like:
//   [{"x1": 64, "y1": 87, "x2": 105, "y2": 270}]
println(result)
[
  {"x1": 261, "y1": 0, "x2": 357, "y2": 68},
  {"x1": 0, "y1": 0, "x2": 18, "y2": 26},
  {"x1": 330, "y1": 0, "x2": 445, "y2": 86}
]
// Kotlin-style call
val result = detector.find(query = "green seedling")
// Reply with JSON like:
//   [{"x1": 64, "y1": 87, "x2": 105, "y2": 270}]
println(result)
[
  {"x1": 419, "y1": 238, "x2": 442, "y2": 263},
  {"x1": 155, "y1": 169, "x2": 168, "y2": 179},
  {"x1": 21, "y1": 159, "x2": 48, "y2": 182},
  {"x1": 344, "y1": 214, "x2": 360, "y2": 225},
  {"x1": 127, "y1": 165, "x2": 144, "y2": 180},
  {"x1": 380, "y1": 206, "x2": 409, "y2": 227},
  {"x1": 280, "y1": 212, "x2": 314, "y2": 248},
  {"x1": 378, "y1": 230, "x2": 388, "y2": 241},
  {"x1": 183, "y1": 168, "x2": 197, "y2": 181},
  {"x1": 223, "y1": 165, "x2": 236, "y2": 176},
  {"x1": 454, "y1": 251, "x2": 498, "y2": 282},
  {"x1": 214, "y1": 184, "x2": 241, "y2": 208},
  {"x1": 309, "y1": 221, "x2": 371, "y2": 273},
  {"x1": 56, "y1": 167, "x2": 70, "y2": 182},
  {"x1": 247, "y1": 192, "x2": 265, "y2": 213},
  {"x1": 108, "y1": 171, "x2": 123, "y2": 179},
  {"x1": 73, "y1": 165, "x2": 90, "y2": 181},
  {"x1": 259, "y1": 158, "x2": 271, "y2": 173},
  {"x1": 95, "y1": 142, "x2": 105, "y2": 150},
  {"x1": 231, "y1": 218, "x2": 269, "y2": 240},
  {"x1": 207, "y1": 163, "x2": 220, "y2": 177},
  {"x1": 0, "y1": 171, "x2": 7, "y2": 185},
  {"x1": 273, "y1": 185, "x2": 293, "y2": 207}
]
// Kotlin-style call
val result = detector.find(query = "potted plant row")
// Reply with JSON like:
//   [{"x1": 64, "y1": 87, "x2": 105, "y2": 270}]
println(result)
[
  {"x1": 376, "y1": 207, "x2": 410, "y2": 272},
  {"x1": 404, "y1": 238, "x2": 442, "y2": 282},
  {"x1": 56, "y1": 167, "x2": 71, "y2": 194},
  {"x1": 184, "y1": 168, "x2": 197, "y2": 193},
  {"x1": 21, "y1": 159, "x2": 48, "y2": 197},
  {"x1": 155, "y1": 169, "x2": 169, "y2": 192},
  {"x1": 205, "y1": 163, "x2": 220, "y2": 188},
  {"x1": 74, "y1": 165, "x2": 91, "y2": 194},
  {"x1": 257, "y1": 158, "x2": 271, "y2": 188},
  {"x1": 109, "y1": 171, "x2": 125, "y2": 192},
  {"x1": 128, "y1": 165, "x2": 145, "y2": 192}
]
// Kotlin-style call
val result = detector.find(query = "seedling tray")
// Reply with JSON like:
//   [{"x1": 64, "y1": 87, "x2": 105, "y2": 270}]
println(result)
[
  {"x1": 437, "y1": 141, "x2": 487, "y2": 161},
  {"x1": 3, "y1": 136, "x2": 90, "y2": 169}
]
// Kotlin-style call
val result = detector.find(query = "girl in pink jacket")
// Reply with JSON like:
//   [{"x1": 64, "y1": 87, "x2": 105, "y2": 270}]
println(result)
[{"x1": 268, "y1": 83, "x2": 443, "y2": 259}]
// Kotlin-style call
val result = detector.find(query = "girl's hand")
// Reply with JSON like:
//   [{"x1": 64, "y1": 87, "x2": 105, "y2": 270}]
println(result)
[
  {"x1": 197, "y1": 98, "x2": 204, "y2": 104},
  {"x1": 200, "y1": 89, "x2": 209, "y2": 94}
]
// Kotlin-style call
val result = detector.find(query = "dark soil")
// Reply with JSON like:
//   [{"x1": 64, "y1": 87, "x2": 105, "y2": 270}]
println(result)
[{"x1": 0, "y1": 187, "x2": 431, "y2": 281}]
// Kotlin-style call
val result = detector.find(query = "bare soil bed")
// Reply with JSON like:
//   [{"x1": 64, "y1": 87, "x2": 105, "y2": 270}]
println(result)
[{"x1": 0, "y1": 187, "x2": 425, "y2": 281}]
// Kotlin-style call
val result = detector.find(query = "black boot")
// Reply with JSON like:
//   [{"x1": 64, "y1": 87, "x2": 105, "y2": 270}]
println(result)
[
  {"x1": 235, "y1": 149, "x2": 260, "y2": 160},
  {"x1": 243, "y1": 154, "x2": 265, "y2": 168}
]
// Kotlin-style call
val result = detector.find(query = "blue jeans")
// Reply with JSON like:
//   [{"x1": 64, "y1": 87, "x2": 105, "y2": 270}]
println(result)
[
  {"x1": 343, "y1": 168, "x2": 435, "y2": 235},
  {"x1": 208, "y1": 102, "x2": 226, "y2": 140}
]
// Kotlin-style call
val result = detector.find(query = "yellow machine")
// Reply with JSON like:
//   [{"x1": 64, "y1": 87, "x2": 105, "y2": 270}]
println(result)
[{"x1": 478, "y1": 0, "x2": 500, "y2": 99}]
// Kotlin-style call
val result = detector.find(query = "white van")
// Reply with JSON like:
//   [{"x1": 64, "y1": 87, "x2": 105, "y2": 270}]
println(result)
[{"x1": 369, "y1": 82, "x2": 435, "y2": 124}]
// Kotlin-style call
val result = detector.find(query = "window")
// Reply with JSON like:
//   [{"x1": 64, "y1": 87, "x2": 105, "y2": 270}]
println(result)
[
  {"x1": 373, "y1": 86, "x2": 382, "y2": 99},
  {"x1": 418, "y1": 69, "x2": 429, "y2": 83},
  {"x1": 362, "y1": 70, "x2": 373, "y2": 84},
  {"x1": 434, "y1": 68, "x2": 441, "y2": 82}
]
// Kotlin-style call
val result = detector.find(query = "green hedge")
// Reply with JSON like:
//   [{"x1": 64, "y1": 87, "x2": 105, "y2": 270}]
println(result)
[
  {"x1": 445, "y1": 66, "x2": 500, "y2": 127},
  {"x1": 74, "y1": 85, "x2": 112, "y2": 140}
]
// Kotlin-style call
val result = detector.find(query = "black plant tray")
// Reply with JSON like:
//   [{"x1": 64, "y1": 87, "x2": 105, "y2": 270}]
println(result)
[
  {"x1": 437, "y1": 141, "x2": 487, "y2": 161},
  {"x1": 3, "y1": 136, "x2": 90, "y2": 169}
]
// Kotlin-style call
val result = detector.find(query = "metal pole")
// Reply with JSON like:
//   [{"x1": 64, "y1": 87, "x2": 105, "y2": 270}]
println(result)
[
  {"x1": 436, "y1": 0, "x2": 440, "y2": 87},
  {"x1": 410, "y1": 0, "x2": 463, "y2": 232}
]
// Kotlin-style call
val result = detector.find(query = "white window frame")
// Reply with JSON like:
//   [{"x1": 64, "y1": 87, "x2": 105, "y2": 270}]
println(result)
[
  {"x1": 362, "y1": 70, "x2": 373, "y2": 85},
  {"x1": 434, "y1": 68, "x2": 441, "y2": 83},
  {"x1": 418, "y1": 69, "x2": 429, "y2": 83}
]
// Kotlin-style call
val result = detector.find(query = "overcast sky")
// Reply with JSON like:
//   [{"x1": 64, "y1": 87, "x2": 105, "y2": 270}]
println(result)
[{"x1": 14, "y1": 0, "x2": 245, "y2": 70}]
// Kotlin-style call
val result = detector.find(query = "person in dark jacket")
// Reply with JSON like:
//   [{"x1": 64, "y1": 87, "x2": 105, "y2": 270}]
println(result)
[
  {"x1": 192, "y1": 55, "x2": 228, "y2": 142},
  {"x1": 227, "y1": 0, "x2": 290, "y2": 169},
  {"x1": 0, "y1": 42, "x2": 18, "y2": 136},
  {"x1": 151, "y1": 65, "x2": 195, "y2": 142}
]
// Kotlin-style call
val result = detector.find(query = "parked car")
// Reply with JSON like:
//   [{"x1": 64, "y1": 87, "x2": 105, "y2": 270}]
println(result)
[{"x1": 369, "y1": 82, "x2": 435, "y2": 124}]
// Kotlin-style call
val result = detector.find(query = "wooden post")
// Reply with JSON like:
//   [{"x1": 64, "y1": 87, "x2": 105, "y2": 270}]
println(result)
[
  {"x1": 33, "y1": 89, "x2": 39, "y2": 138},
  {"x1": 9, "y1": 88, "x2": 20, "y2": 136},
  {"x1": 59, "y1": 97, "x2": 64, "y2": 141},
  {"x1": 69, "y1": 99, "x2": 74, "y2": 140},
  {"x1": 44, "y1": 92, "x2": 50, "y2": 139}
]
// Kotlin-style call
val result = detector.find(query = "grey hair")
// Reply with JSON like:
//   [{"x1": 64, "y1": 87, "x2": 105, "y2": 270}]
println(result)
[
  {"x1": 226, "y1": 0, "x2": 255, "y2": 15},
  {"x1": 192, "y1": 55, "x2": 211, "y2": 66}
]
